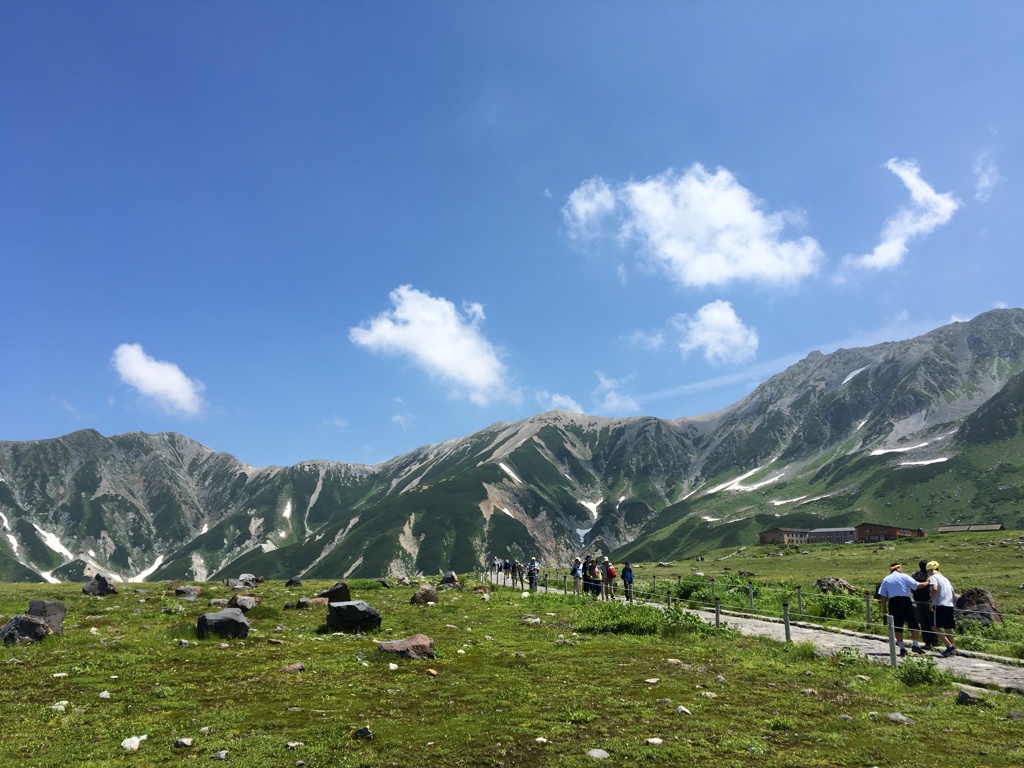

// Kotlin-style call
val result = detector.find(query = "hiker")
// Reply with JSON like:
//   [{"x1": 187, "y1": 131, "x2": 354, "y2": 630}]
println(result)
[
  {"x1": 911, "y1": 559, "x2": 938, "y2": 648},
  {"x1": 927, "y1": 560, "x2": 957, "y2": 657},
  {"x1": 877, "y1": 562, "x2": 931, "y2": 656},
  {"x1": 569, "y1": 557, "x2": 583, "y2": 596},
  {"x1": 511, "y1": 560, "x2": 524, "y2": 589},
  {"x1": 603, "y1": 558, "x2": 617, "y2": 599},
  {"x1": 621, "y1": 561, "x2": 634, "y2": 602},
  {"x1": 526, "y1": 557, "x2": 540, "y2": 590},
  {"x1": 587, "y1": 556, "x2": 602, "y2": 597}
]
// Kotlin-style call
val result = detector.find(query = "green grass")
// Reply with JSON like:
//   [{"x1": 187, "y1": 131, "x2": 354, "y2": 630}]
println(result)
[{"x1": 1, "y1": 574, "x2": 1024, "y2": 766}]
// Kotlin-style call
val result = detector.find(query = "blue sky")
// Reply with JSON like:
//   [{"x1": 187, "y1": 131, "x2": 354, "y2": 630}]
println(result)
[{"x1": 3, "y1": 3, "x2": 1022, "y2": 468}]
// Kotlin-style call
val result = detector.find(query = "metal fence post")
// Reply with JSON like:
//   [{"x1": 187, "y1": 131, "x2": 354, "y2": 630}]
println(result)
[
  {"x1": 887, "y1": 615, "x2": 898, "y2": 666},
  {"x1": 710, "y1": 577, "x2": 716, "y2": 601},
  {"x1": 748, "y1": 582, "x2": 754, "y2": 610},
  {"x1": 865, "y1": 594, "x2": 872, "y2": 629},
  {"x1": 796, "y1": 586, "x2": 803, "y2": 616},
  {"x1": 666, "y1": 591, "x2": 672, "y2": 608},
  {"x1": 715, "y1": 597, "x2": 721, "y2": 628},
  {"x1": 653, "y1": 575, "x2": 657, "y2": 593},
  {"x1": 783, "y1": 603, "x2": 791, "y2": 643}
]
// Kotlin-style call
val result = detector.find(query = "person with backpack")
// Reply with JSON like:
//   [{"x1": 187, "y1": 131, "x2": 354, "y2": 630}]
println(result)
[
  {"x1": 603, "y1": 558, "x2": 617, "y2": 599},
  {"x1": 569, "y1": 557, "x2": 583, "y2": 596},
  {"x1": 526, "y1": 557, "x2": 540, "y2": 590},
  {"x1": 621, "y1": 561, "x2": 634, "y2": 602}
]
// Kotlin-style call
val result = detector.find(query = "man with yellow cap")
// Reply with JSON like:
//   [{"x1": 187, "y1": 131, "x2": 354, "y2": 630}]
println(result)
[{"x1": 926, "y1": 561, "x2": 957, "y2": 657}]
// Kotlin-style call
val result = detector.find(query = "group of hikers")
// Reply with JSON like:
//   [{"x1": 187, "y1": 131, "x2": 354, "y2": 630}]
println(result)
[
  {"x1": 878, "y1": 559, "x2": 958, "y2": 657},
  {"x1": 490, "y1": 555, "x2": 635, "y2": 601}
]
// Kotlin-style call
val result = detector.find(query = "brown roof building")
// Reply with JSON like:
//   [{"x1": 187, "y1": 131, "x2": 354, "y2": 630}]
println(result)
[{"x1": 855, "y1": 522, "x2": 927, "y2": 542}]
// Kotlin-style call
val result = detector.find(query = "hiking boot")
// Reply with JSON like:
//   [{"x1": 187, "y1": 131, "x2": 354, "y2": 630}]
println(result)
[
  {"x1": 911, "y1": 646, "x2": 926, "y2": 655},
  {"x1": 899, "y1": 647, "x2": 907, "y2": 657},
  {"x1": 940, "y1": 646, "x2": 957, "y2": 657}
]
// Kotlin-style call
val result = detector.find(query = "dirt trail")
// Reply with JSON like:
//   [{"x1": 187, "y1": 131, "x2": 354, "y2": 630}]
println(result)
[{"x1": 483, "y1": 571, "x2": 1024, "y2": 694}]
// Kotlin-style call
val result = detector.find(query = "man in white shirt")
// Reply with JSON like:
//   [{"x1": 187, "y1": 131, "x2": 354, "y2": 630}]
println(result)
[{"x1": 926, "y1": 560, "x2": 957, "y2": 657}]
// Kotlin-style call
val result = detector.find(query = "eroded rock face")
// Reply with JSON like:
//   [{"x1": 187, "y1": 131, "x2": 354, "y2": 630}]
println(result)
[
  {"x1": 377, "y1": 634, "x2": 435, "y2": 660},
  {"x1": 326, "y1": 600, "x2": 382, "y2": 633},
  {"x1": 197, "y1": 608, "x2": 250, "y2": 639}
]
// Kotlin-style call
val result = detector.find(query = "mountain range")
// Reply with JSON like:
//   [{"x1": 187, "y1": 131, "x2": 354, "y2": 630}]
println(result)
[{"x1": 3, "y1": 308, "x2": 1024, "y2": 584}]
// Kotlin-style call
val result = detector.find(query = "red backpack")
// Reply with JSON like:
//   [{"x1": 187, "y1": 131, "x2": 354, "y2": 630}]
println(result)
[{"x1": 607, "y1": 565, "x2": 616, "y2": 578}]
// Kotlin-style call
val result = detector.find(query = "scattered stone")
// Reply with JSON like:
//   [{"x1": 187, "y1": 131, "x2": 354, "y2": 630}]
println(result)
[
  {"x1": 854, "y1": 675, "x2": 871, "y2": 683},
  {"x1": 6, "y1": 658, "x2": 22, "y2": 664},
  {"x1": 174, "y1": 738, "x2": 193, "y2": 748},
  {"x1": 438, "y1": 571, "x2": 461, "y2": 590},
  {"x1": 120, "y1": 735, "x2": 148, "y2": 752},
  {"x1": 646, "y1": 738, "x2": 664, "y2": 745},
  {"x1": 378, "y1": 634, "x2": 435, "y2": 660},
  {"x1": 411, "y1": 584, "x2": 438, "y2": 605},
  {"x1": 199, "y1": 727, "x2": 211, "y2": 735},
  {"x1": 268, "y1": 638, "x2": 283, "y2": 645},
  {"x1": 427, "y1": 668, "x2": 438, "y2": 677},
  {"x1": 700, "y1": 691, "x2": 718, "y2": 699},
  {"x1": 179, "y1": 639, "x2": 190, "y2": 648},
  {"x1": 377, "y1": 578, "x2": 392, "y2": 589},
  {"x1": 839, "y1": 714, "x2": 852, "y2": 721},
  {"x1": 208, "y1": 598, "x2": 229, "y2": 607},
  {"x1": 285, "y1": 577, "x2": 302, "y2": 588},
  {"x1": 326, "y1": 601, "x2": 382, "y2": 633},
  {"x1": 176, "y1": 585, "x2": 203, "y2": 599},
  {"x1": 645, "y1": 678, "x2": 660, "y2": 684},
  {"x1": 319, "y1": 581, "x2": 352, "y2": 603},
  {"x1": 800, "y1": 689, "x2": 817, "y2": 696},
  {"x1": 522, "y1": 617, "x2": 541, "y2": 626},
  {"x1": 1006, "y1": 712, "x2": 1024, "y2": 719},
  {"x1": 1, "y1": 614, "x2": 51, "y2": 645},
  {"x1": 281, "y1": 662, "x2": 306, "y2": 673},
  {"x1": 398, "y1": 576, "x2": 412, "y2": 586},
  {"x1": 676, "y1": 706, "x2": 692, "y2": 715},
  {"x1": 587, "y1": 748, "x2": 610, "y2": 759},
  {"x1": 888, "y1": 712, "x2": 914, "y2": 725},
  {"x1": 83, "y1": 573, "x2": 119, "y2": 597},
  {"x1": 521, "y1": 592, "x2": 531, "y2": 599},
  {"x1": 956, "y1": 588, "x2": 1003, "y2": 625},
  {"x1": 535, "y1": 737, "x2": 548, "y2": 744},
  {"x1": 197, "y1": 608, "x2": 250, "y2": 640},
  {"x1": 28, "y1": 600, "x2": 67, "y2": 634},
  {"x1": 715, "y1": 675, "x2": 726, "y2": 683},
  {"x1": 99, "y1": 690, "x2": 111, "y2": 699},
  {"x1": 49, "y1": 703, "x2": 67, "y2": 713},
  {"x1": 287, "y1": 741, "x2": 303, "y2": 749},
  {"x1": 228, "y1": 594, "x2": 258, "y2": 612},
  {"x1": 868, "y1": 712, "x2": 879, "y2": 719},
  {"x1": 957, "y1": 689, "x2": 986, "y2": 706},
  {"x1": 352, "y1": 726, "x2": 373, "y2": 740},
  {"x1": 211, "y1": 750, "x2": 229, "y2": 759},
  {"x1": 656, "y1": 698, "x2": 673, "y2": 705},
  {"x1": 814, "y1": 577, "x2": 859, "y2": 594},
  {"x1": 388, "y1": 662, "x2": 399, "y2": 671}
]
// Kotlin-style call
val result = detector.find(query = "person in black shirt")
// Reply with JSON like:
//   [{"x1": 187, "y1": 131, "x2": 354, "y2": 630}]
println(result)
[{"x1": 911, "y1": 559, "x2": 937, "y2": 649}]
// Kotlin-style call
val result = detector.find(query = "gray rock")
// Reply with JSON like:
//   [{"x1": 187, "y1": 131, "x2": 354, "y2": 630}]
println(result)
[
  {"x1": 83, "y1": 573, "x2": 118, "y2": 597},
  {"x1": 587, "y1": 748, "x2": 610, "y2": 759},
  {"x1": 285, "y1": 577, "x2": 302, "y2": 587},
  {"x1": 228, "y1": 595, "x2": 258, "y2": 612},
  {"x1": 174, "y1": 738, "x2": 193, "y2": 748},
  {"x1": 377, "y1": 578, "x2": 391, "y2": 589},
  {"x1": 1, "y1": 615, "x2": 51, "y2": 645},
  {"x1": 326, "y1": 600, "x2": 382, "y2": 633},
  {"x1": 888, "y1": 712, "x2": 914, "y2": 725},
  {"x1": 211, "y1": 750, "x2": 228, "y2": 759},
  {"x1": 378, "y1": 634, "x2": 436, "y2": 660},
  {"x1": 197, "y1": 608, "x2": 250, "y2": 640},
  {"x1": 410, "y1": 584, "x2": 438, "y2": 605},
  {"x1": 352, "y1": 726, "x2": 373, "y2": 740},
  {"x1": 176, "y1": 585, "x2": 203, "y2": 599},
  {"x1": 438, "y1": 571, "x2": 461, "y2": 590},
  {"x1": 319, "y1": 581, "x2": 351, "y2": 603},
  {"x1": 676, "y1": 705, "x2": 691, "y2": 715},
  {"x1": 28, "y1": 600, "x2": 66, "y2": 634},
  {"x1": 957, "y1": 689, "x2": 985, "y2": 706}
]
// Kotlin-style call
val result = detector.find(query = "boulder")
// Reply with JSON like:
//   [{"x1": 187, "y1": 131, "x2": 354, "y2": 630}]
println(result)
[
  {"x1": 398, "y1": 576, "x2": 412, "y2": 586},
  {"x1": 410, "y1": 584, "x2": 438, "y2": 605},
  {"x1": 228, "y1": 595, "x2": 258, "y2": 612},
  {"x1": 1, "y1": 615, "x2": 51, "y2": 645},
  {"x1": 376, "y1": 578, "x2": 392, "y2": 589},
  {"x1": 197, "y1": 608, "x2": 250, "y2": 640},
  {"x1": 378, "y1": 633, "x2": 436, "y2": 660},
  {"x1": 225, "y1": 574, "x2": 259, "y2": 590},
  {"x1": 285, "y1": 577, "x2": 302, "y2": 588},
  {"x1": 814, "y1": 577, "x2": 860, "y2": 594},
  {"x1": 326, "y1": 600, "x2": 382, "y2": 633},
  {"x1": 175, "y1": 585, "x2": 203, "y2": 599},
  {"x1": 83, "y1": 573, "x2": 118, "y2": 597},
  {"x1": 319, "y1": 581, "x2": 352, "y2": 603},
  {"x1": 438, "y1": 571, "x2": 461, "y2": 590},
  {"x1": 956, "y1": 588, "x2": 1004, "y2": 625},
  {"x1": 28, "y1": 600, "x2": 66, "y2": 634}
]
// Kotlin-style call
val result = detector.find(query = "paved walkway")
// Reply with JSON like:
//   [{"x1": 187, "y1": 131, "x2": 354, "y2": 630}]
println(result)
[{"x1": 483, "y1": 571, "x2": 1024, "y2": 694}]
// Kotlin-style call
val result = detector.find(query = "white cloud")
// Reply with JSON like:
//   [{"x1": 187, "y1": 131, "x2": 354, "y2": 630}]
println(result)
[
  {"x1": 672, "y1": 300, "x2": 758, "y2": 365},
  {"x1": 627, "y1": 329, "x2": 665, "y2": 351},
  {"x1": 392, "y1": 413, "x2": 415, "y2": 430},
  {"x1": 973, "y1": 150, "x2": 1001, "y2": 202},
  {"x1": 563, "y1": 177, "x2": 616, "y2": 239},
  {"x1": 845, "y1": 158, "x2": 960, "y2": 271},
  {"x1": 566, "y1": 165, "x2": 823, "y2": 288},
  {"x1": 349, "y1": 285, "x2": 516, "y2": 406},
  {"x1": 538, "y1": 391, "x2": 584, "y2": 413},
  {"x1": 323, "y1": 417, "x2": 348, "y2": 430},
  {"x1": 593, "y1": 372, "x2": 641, "y2": 414},
  {"x1": 112, "y1": 343, "x2": 205, "y2": 416}
]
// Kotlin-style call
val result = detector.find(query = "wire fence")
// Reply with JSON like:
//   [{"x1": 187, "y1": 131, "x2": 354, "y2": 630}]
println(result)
[{"x1": 475, "y1": 566, "x2": 1024, "y2": 661}]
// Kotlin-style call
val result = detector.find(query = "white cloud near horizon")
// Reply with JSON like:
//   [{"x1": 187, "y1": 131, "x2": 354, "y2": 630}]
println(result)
[
  {"x1": 673, "y1": 300, "x2": 758, "y2": 365},
  {"x1": 112, "y1": 343, "x2": 205, "y2": 416},
  {"x1": 564, "y1": 164, "x2": 824, "y2": 288},
  {"x1": 350, "y1": 285, "x2": 516, "y2": 406},
  {"x1": 593, "y1": 372, "x2": 641, "y2": 414},
  {"x1": 845, "y1": 158, "x2": 960, "y2": 271},
  {"x1": 973, "y1": 150, "x2": 1001, "y2": 202},
  {"x1": 537, "y1": 390, "x2": 584, "y2": 413}
]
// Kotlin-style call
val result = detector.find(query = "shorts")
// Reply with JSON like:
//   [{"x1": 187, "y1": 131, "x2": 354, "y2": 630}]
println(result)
[
  {"x1": 933, "y1": 604, "x2": 955, "y2": 631},
  {"x1": 887, "y1": 596, "x2": 918, "y2": 631}
]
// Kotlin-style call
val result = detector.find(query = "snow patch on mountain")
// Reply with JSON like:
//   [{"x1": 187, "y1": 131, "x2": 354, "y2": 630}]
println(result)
[
  {"x1": 576, "y1": 527, "x2": 592, "y2": 544},
  {"x1": 32, "y1": 524, "x2": 74, "y2": 560},
  {"x1": 771, "y1": 496, "x2": 808, "y2": 506},
  {"x1": 130, "y1": 555, "x2": 164, "y2": 582},
  {"x1": 899, "y1": 458, "x2": 949, "y2": 466},
  {"x1": 842, "y1": 366, "x2": 868, "y2": 385},
  {"x1": 871, "y1": 442, "x2": 930, "y2": 456},
  {"x1": 499, "y1": 462, "x2": 522, "y2": 484},
  {"x1": 580, "y1": 501, "x2": 599, "y2": 520}
]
